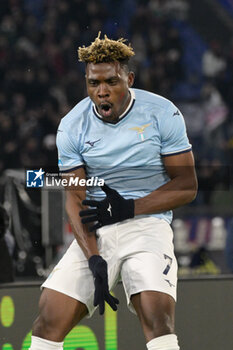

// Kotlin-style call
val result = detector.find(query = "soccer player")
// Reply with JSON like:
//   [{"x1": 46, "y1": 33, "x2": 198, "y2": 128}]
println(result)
[{"x1": 29, "y1": 33, "x2": 197, "y2": 350}]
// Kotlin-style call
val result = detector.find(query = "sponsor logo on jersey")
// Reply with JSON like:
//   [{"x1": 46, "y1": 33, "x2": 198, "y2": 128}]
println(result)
[
  {"x1": 85, "y1": 139, "x2": 101, "y2": 147},
  {"x1": 173, "y1": 110, "x2": 180, "y2": 117}
]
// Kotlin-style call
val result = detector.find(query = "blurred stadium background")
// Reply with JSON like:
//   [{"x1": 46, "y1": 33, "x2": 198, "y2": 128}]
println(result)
[{"x1": 0, "y1": 0, "x2": 233, "y2": 348}]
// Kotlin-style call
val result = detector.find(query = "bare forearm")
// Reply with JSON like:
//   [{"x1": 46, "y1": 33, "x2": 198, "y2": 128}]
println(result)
[
  {"x1": 66, "y1": 192, "x2": 99, "y2": 259},
  {"x1": 134, "y1": 176, "x2": 197, "y2": 216}
]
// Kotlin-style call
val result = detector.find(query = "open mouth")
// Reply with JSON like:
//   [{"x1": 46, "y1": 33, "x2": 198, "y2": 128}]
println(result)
[{"x1": 99, "y1": 102, "x2": 113, "y2": 118}]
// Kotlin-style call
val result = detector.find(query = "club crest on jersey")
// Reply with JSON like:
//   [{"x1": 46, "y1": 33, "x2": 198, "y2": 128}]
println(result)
[{"x1": 129, "y1": 123, "x2": 151, "y2": 141}]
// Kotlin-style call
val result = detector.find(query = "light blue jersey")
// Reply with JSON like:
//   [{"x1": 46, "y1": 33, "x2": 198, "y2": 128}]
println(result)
[{"x1": 57, "y1": 88, "x2": 191, "y2": 223}]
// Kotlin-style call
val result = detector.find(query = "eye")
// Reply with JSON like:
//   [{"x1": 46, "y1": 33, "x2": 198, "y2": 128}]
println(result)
[
  {"x1": 88, "y1": 81, "x2": 98, "y2": 86},
  {"x1": 108, "y1": 79, "x2": 118, "y2": 85}
]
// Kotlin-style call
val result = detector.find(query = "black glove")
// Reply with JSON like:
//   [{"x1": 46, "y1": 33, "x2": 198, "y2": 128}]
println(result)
[
  {"x1": 80, "y1": 184, "x2": 134, "y2": 231},
  {"x1": 88, "y1": 255, "x2": 119, "y2": 315}
]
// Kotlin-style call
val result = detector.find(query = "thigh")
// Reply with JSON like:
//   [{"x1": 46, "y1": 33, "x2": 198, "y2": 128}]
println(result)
[
  {"x1": 33, "y1": 287, "x2": 88, "y2": 341},
  {"x1": 42, "y1": 240, "x2": 96, "y2": 317},
  {"x1": 120, "y1": 218, "x2": 177, "y2": 314},
  {"x1": 131, "y1": 291, "x2": 175, "y2": 342},
  {"x1": 121, "y1": 250, "x2": 177, "y2": 314}
]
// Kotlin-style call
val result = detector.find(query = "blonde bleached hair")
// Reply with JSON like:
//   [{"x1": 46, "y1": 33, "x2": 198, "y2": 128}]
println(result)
[{"x1": 78, "y1": 32, "x2": 135, "y2": 64}]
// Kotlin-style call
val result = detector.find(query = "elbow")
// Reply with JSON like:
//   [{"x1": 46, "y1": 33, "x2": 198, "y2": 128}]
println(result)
[
  {"x1": 188, "y1": 188, "x2": 198, "y2": 203},
  {"x1": 186, "y1": 179, "x2": 198, "y2": 204},
  {"x1": 183, "y1": 189, "x2": 197, "y2": 205}
]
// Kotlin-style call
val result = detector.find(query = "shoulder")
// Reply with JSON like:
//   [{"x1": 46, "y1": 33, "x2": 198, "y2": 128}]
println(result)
[
  {"x1": 132, "y1": 88, "x2": 180, "y2": 125},
  {"x1": 59, "y1": 96, "x2": 92, "y2": 133},
  {"x1": 132, "y1": 88, "x2": 173, "y2": 112}
]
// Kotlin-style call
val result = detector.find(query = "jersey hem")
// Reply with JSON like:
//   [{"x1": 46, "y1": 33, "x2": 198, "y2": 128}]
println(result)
[
  {"x1": 59, "y1": 164, "x2": 85, "y2": 173},
  {"x1": 161, "y1": 147, "x2": 192, "y2": 157}
]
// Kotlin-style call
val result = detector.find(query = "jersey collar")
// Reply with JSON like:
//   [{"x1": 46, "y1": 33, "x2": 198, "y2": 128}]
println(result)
[{"x1": 93, "y1": 89, "x2": 135, "y2": 124}]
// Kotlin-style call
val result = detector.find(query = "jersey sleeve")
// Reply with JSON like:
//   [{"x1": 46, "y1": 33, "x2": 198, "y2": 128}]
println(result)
[
  {"x1": 159, "y1": 102, "x2": 192, "y2": 156},
  {"x1": 56, "y1": 126, "x2": 84, "y2": 172}
]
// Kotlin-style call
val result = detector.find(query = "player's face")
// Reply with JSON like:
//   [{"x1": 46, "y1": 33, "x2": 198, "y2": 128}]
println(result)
[{"x1": 86, "y1": 62, "x2": 134, "y2": 122}]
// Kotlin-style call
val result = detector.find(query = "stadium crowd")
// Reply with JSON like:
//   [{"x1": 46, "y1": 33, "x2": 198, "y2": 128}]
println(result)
[{"x1": 0, "y1": 0, "x2": 232, "y2": 203}]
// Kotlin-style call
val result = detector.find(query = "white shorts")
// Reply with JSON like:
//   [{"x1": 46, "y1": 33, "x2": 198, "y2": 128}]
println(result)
[{"x1": 42, "y1": 216, "x2": 178, "y2": 317}]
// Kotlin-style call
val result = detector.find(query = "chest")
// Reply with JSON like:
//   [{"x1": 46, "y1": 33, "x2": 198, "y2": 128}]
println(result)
[{"x1": 80, "y1": 118, "x2": 162, "y2": 167}]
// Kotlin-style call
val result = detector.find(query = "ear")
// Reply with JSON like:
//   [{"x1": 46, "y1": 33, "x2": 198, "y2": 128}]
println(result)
[{"x1": 128, "y1": 71, "x2": 135, "y2": 88}]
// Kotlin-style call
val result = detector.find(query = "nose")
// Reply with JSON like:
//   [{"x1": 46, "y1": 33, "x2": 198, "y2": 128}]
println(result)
[{"x1": 97, "y1": 83, "x2": 110, "y2": 99}]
